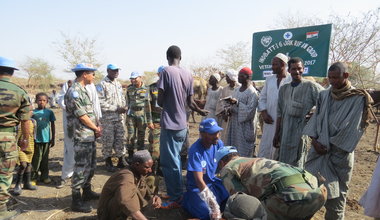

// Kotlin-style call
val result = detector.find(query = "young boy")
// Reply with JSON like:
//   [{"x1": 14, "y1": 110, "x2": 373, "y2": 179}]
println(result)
[
  {"x1": 31, "y1": 92, "x2": 56, "y2": 184},
  {"x1": 12, "y1": 108, "x2": 37, "y2": 195}
]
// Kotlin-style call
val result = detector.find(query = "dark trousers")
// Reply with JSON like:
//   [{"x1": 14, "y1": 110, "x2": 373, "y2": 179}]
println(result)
[{"x1": 31, "y1": 142, "x2": 50, "y2": 180}]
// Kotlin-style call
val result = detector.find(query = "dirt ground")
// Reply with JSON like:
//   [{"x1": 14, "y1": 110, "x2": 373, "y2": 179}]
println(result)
[{"x1": 10, "y1": 108, "x2": 379, "y2": 220}]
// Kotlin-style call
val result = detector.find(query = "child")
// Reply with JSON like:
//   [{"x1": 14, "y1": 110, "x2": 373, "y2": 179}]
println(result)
[
  {"x1": 31, "y1": 92, "x2": 56, "y2": 184},
  {"x1": 12, "y1": 109, "x2": 37, "y2": 195}
]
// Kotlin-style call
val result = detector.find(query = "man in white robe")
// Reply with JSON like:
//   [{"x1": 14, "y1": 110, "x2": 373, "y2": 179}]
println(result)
[
  {"x1": 258, "y1": 53, "x2": 291, "y2": 159},
  {"x1": 303, "y1": 62, "x2": 373, "y2": 220},
  {"x1": 273, "y1": 57, "x2": 323, "y2": 168},
  {"x1": 215, "y1": 69, "x2": 240, "y2": 143},
  {"x1": 226, "y1": 67, "x2": 259, "y2": 157}
]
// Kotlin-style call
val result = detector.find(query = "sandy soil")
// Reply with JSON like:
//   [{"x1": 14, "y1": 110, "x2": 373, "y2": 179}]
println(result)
[{"x1": 10, "y1": 108, "x2": 379, "y2": 220}]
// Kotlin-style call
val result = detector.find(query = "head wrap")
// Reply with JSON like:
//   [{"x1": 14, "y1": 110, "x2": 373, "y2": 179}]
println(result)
[
  {"x1": 225, "y1": 69, "x2": 238, "y2": 82},
  {"x1": 132, "y1": 150, "x2": 152, "y2": 163},
  {"x1": 239, "y1": 67, "x2": 253, "y2": 76},
  {"x1": 211, "y1": 73, "x2": 221, "y2": 82},
  {"x1": 273, "y1": 53, "x2": 289, "y2": 64}
]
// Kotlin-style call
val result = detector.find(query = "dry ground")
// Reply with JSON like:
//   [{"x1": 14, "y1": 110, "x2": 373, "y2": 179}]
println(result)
[{"x1": 10, "y1": 108, "x2": 379, "y2": 220}]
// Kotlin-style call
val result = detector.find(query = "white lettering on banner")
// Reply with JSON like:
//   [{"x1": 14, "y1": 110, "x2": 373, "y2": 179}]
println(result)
[
  {"x1": 263, "y1": 70, "x2": 273, "y2": 77},
  {"x1": 258, "y1": 40, "x2": 319, "y2": 63},
  {"x1": 304, "y1": 60, "x2": 316, "y2": 65},
  {"x1": 259, "y1": 65, "x2": 272, "y2": 70}
]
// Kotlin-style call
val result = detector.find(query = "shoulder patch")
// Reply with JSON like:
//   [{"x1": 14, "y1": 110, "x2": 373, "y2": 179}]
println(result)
[
  {"x1": 96, "y1": 84, "x2": 103, "y2": 92},
  {"x1": 71, "y1": 91, "x2": 79, "y2": 99}
]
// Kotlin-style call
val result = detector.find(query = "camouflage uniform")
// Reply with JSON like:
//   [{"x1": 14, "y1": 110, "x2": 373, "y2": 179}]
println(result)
[
  {"x1": 148, "y1": 82, "x2": 161, "y2": 160},
  {"x1": 64, "y1": 81, "x2": 97, "y2": 190},
  {"x1": 126, "y1": 83, "x2": 152, "y2": 151},
  {"x1": 0, "y1": 77, "x2": 30, "y2": 205},
  {"x1": 97, "y1": 76, "x2": 126, "y2": 159},
  {"x1": 220, "y1": 157, "x2": 327, "y2": 220}
]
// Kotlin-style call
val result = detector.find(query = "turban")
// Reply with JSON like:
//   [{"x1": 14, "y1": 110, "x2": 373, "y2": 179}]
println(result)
[
  {"x1": 225, "y1": 69, "x2": 238, "y2": 82},
  {"x1": 273, "y1": 53, "x2": 289, "y2": 64},
  {"x1": 132, "y1": 150, "x2": 152, "y2": 163},
  {"x1": 211, "y1": 73, "x2": 221, "y2": 82},
  {"x1": 239, "y1": 67, "x2": 253, "y2": 76}
]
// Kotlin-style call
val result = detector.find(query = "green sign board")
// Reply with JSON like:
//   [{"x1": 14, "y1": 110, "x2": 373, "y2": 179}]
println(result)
[{"x1": 251, "y1": 24, "x2": 332, "y2": 80}]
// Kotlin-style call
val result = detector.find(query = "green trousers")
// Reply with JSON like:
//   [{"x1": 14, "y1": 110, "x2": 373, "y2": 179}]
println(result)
[{"x1": 31, "y1": 142, "x2": 50, "y2": 181}]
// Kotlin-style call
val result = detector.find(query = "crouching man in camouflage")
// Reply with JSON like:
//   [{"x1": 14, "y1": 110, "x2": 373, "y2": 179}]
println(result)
[
  {"x1": 65, "y1": 64, "x2": 102, "y2": 213},
  {"x1": 216, "y1": 146, "x2": 327, "y2": 220}
]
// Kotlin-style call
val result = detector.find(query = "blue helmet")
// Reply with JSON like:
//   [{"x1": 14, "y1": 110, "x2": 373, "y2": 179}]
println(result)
[
  {"x1": 157, "y1": 65, "x2": 165, "y2": 74},
  {"x1": 71, "y1": 63, "x2": 97, "y2": 72},
  {"x1": 0, "y1": 56, "x2": 19, "y2": 70},
  {"x1": 215, "y1": 146, "x2": 238, "y2": 164}
]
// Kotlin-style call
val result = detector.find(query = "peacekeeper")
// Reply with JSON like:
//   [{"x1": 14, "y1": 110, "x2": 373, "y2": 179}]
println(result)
[
  {"x1": 223, "y1": 192, "x2": 267, "y2": 220},
  {"x1": 126, "y1": 71, "x2": 153, "y2": 159},
  {"x1": 0, "y1": 57, "x2": 31, "y2": 219},
  {"x1": 97, "y1": 150, "x2": 162, "y2": 220},
  {"x1": 148, "y1": 66, "x2": 165, "y2": 173},
  {"x1": 65, "y1": 63, "x2": 102, "y2": 213},
  {"x1": 216, "y1": 146, "x2": 327, "y2": 220},
  {"x1": 97, "y1": 64, "x2": 128, "y2": 172}
]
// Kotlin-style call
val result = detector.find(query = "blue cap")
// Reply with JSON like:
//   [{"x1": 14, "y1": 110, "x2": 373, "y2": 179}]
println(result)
[
  {"x1": 215, "y1": 146, "x2": 238, "y2": 164},
  {"x1": 157, "y1": 65, "x2": 165, "y2": 74},
  {"x1": 130, "y1": 71, "x2": 141, "y2": 79},
  {"x1": 199, "y1": 118, "x2": 223, "y2": 134},
  {"x1": 0, "y1": 56, "x2": 19, "y2": 70},
  {"x1": 107, "y1": 64, "x2": 120, "y2": 70},
  {"x1": 71, "y1": 63, "x2": 97, "y2": 72}
]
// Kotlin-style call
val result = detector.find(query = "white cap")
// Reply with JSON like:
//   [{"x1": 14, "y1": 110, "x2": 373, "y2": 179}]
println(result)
[
  {"x1": 273, "y1": 53, "x2": 289, "y2": 64},
  {"x1": 225, "y1": 69, "x2": 238, "y2": 82}
]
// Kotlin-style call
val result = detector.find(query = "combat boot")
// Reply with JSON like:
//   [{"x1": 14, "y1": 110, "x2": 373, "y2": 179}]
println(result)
[
  {"x1": 23, "y1": 172, "x2": 37, "y2": 190},
  {"x1": 82, "y1": 185, "x2": 100, "y2": 201},
  {"x1": 12, "y1": 174, "x2": 22, "y2": 196},
  {"x1": 105, "y1": 157, "x2": 116, "y2": 172},
  {"x1": 71, "y1": 189, "x2": 92, "y2": 213},
  {"x1": 0, "y1": 204, "x2": 19, "y2": 220},
  {"x1": 116, "y1": 156, "x2": 128, "y2": 168}
]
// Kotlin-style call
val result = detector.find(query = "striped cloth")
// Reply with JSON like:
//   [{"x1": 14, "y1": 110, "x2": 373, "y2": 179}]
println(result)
[
  {"x1": 17, "y1": 119, "x2": 36, "y2": 163},
  {"x1": 304, "y1": 88, "x2": 365, "y2": 199}
]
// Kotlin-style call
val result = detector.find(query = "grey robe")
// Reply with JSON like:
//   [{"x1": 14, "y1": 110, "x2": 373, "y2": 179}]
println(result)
[
  {"x1": 303, "y1": 88, "x2": 365, "y2": 199},
  {"x1": 277, "y1": 80, "x2": 323, "y2": 168}
]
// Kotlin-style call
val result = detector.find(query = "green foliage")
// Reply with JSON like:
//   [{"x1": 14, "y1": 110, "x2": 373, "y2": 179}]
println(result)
[{"x1": 20, "y1": 57, "x2": 55, "y2": 91}]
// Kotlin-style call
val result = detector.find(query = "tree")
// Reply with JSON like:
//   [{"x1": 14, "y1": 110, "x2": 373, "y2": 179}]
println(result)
[
  {"x1": 274, "y1": 9, "x2": 380, "y2": 89},
  {"x1": 54, "y1": 32, "x2": 104, "y2": 82},
  {"x1": 20, "y1": 57, "x2": 55, "y2": 90},
  {"x1": 216, "y1": 41, "x2": 251, "y2": 71}
]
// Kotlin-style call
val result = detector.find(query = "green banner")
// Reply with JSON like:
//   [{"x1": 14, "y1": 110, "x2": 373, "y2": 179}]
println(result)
[{"x1": 251, "y1": 24, "x2": 332, "y2": 80}]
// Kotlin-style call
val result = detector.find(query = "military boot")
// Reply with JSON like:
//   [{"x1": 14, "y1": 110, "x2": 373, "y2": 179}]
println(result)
[
  {"x1": 82, "y1": 185, "x2": 100, "y2": 201},
  {"x1": 0, "y1": 204, "x2": 19, "y2": 220},
  {"x1": 105, "y1": 157, "x2": 116, "y2": 172},
  {"x1": 71, "y1": 189, "x2": 92, "y2": 213},
  {"x1": 12, "y1": 174, "x2": 22, "y2": 196},
  {"x1": 116, "y1": 156, "x2": 128, "y2": 168},
  {"x1": 23, "y1": 172, "x2": 37, "y2": 190}
]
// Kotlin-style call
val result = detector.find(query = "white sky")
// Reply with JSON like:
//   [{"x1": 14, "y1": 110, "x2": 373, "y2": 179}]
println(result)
[{"x1": 1, "y1": 0, "x2": 378, "y2": 80}]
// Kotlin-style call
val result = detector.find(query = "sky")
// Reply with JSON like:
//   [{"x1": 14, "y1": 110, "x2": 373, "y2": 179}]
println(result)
[{"x1": 1, "y1": 0, "x2": 379, "y2": 80}]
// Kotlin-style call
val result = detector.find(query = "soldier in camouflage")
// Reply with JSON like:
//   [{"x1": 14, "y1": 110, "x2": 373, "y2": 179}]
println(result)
[
  {"x1": 216, "y1": 146, "x2": 327, "y2": 220},
  {"x1": 65, "y1": 63, "x2": 102, "y2": 213},
  {"x1": 126, "y1": 71, "x2": 153, "y2": 158},
  {"x1": 148, "y1": 66, "x2": 164, "y2": 168},
  {"x1": 0, "y1": 56, "x2": 30, "y2": 219},
  {"x1": 97, "y1": 64, "x2": 128, "y2": 172}
]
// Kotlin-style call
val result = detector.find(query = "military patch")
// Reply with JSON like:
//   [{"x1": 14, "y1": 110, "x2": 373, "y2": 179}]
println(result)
[
  {"x1": 71, "y1": 91, "x2": 79, "y2": 99},
  {"x1": 96, "y1": 84, "x2": 103, "y2": 92}
]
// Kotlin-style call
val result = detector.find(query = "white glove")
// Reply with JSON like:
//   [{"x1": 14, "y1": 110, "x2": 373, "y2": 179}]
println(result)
[{"x1": 198, "y1": 186, "x2": 221, "y2": 220}]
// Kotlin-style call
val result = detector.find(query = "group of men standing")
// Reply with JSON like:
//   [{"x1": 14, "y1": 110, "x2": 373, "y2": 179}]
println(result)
[{"x1": 0, "y1": 43, "x2": 374, "y2": 219}]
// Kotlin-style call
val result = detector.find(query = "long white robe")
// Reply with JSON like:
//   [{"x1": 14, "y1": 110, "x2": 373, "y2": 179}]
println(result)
[
  {"x1": 257, "y1": 74, "x2": 291, "y2": 159},
  {"x1": 203, "y1": 86, "x2": 223, "y2": 120},
  {"x1": 226, "y1": 85, "x2": 259, "y2": 157},
  {"x1": 359, "y1": 156, "x2": 380, "y2": 218},
  {"x1": 215, "y1": 84, "x2": 240, "y2": 143}
]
